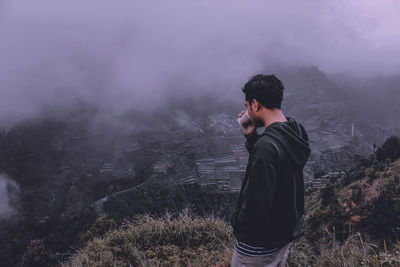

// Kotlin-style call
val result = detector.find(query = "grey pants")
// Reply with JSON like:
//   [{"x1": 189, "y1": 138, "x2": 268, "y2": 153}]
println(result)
[{"x1": 230, "y1": 241, "x2": 292, "y2": 267}]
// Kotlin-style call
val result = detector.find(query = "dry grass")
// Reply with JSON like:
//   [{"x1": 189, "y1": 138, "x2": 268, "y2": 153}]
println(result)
[
  {"x1": 60, "y1": 207, "x2": 235, "y2": 267},
  {"x1": 286, "y1": 229, "x2": 400, "y2": 267}
]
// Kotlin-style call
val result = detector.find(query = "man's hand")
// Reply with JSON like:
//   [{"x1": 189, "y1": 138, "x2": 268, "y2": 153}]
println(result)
[{"x1": 238, "y1": 110, "x2": 256, "y2": 135}]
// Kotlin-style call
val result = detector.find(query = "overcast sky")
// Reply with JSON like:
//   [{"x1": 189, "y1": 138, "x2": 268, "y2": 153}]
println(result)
[{"x1": 0, "y1": 0, "x2": 399, "y2": 128}]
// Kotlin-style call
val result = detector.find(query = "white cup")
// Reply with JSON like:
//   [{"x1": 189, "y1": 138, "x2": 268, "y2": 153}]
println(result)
[{"x1": 237, "y1": 110, "x2": 252, "y2": 128}]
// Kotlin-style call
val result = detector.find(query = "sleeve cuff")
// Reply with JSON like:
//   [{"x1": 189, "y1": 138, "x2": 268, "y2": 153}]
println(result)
[{"x1": 244, "y1": 131, "x2": 258, "y2": 139}]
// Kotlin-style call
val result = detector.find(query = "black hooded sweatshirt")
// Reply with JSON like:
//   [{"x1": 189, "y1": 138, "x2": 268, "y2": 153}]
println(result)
[{"x1": 229, "y1": 116, "x2": 311, "y2": 249}]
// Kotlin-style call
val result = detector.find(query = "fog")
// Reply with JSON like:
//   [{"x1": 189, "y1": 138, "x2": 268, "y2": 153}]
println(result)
[
  {"x1": 0, "y1": 173, "x2": 20, "y2": 221},
  {"x1": 1, "y1": 0, "x2": 399, "y2": 130}
]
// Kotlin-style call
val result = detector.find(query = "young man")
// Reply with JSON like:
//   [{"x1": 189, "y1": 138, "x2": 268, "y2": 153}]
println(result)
[{"x1": 230, "y1": 74, "x2": 311, "y2": 267}]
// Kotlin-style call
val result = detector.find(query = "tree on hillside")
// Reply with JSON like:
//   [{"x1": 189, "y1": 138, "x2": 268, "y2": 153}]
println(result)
[{"x1": 376, "y1": 136, "x2": 400, "y2": 163}]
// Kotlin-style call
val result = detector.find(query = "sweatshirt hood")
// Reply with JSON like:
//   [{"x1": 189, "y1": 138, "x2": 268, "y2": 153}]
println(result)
[{"x1": 260, "y1": 116, "x2": 311, "y2": 167}]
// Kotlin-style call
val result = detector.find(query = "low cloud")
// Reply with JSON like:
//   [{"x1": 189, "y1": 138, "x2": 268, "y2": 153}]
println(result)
[
  {"x1": 0, "y1": 0, "x2": 399, "y2": 130},
  {"x1": 0, "y1": 173, "x2": 20, "y2": 221}
]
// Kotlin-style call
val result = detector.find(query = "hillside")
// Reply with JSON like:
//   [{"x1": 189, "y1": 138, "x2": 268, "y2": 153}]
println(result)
[
  {"x1": 53, "y1": 136, "x2": 400, "y2": 267},
  {"x1": 303, "y1": 136, "x2": 400, "y2": 246},
  {"x1": 2, "y1": 67, "x2": 400, "y2": 266}
]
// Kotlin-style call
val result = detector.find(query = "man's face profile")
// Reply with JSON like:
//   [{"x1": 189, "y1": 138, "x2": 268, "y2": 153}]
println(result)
[{"x1": 245, "y1": 99, "x2": 265, "y2": 128}]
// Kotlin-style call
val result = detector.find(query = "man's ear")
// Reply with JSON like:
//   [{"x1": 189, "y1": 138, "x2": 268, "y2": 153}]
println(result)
[{"x1": 253, "y1": 99, "x2": 260, "y2": 112}]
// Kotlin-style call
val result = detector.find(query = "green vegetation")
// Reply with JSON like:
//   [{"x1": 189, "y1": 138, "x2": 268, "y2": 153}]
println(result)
[{"x1": 79, "y1": 214, "x2": 117, "y2": 244}]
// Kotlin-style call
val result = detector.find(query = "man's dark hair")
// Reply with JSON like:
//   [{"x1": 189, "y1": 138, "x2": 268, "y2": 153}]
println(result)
[{"x1": 241, "y1": 74, "x2": 284, "y2": 110}]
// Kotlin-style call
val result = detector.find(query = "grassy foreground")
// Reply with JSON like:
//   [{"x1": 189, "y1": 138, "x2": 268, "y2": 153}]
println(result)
[
  {"x1": 60, "y1": 206, "x2": 400, "y2": 267},
  {"x1": 61, "y1": 207, "x2": 235, "y2": 267}
]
